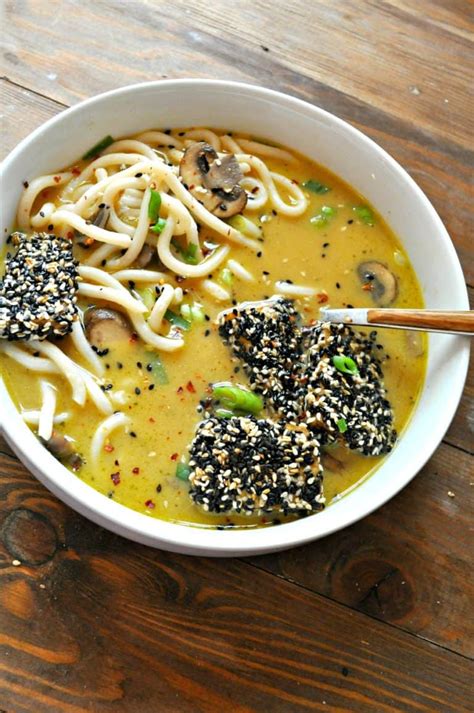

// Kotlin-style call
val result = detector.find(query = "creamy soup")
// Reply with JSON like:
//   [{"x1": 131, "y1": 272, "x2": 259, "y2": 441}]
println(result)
[{"x1": 0, "y1": 128, "x2": 426, "y2": 529}]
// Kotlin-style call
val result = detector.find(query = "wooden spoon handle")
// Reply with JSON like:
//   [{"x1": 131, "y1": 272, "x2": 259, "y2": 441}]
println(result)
[{"x1": 367, "y1": 309, "x2": 474, "y2": 333}]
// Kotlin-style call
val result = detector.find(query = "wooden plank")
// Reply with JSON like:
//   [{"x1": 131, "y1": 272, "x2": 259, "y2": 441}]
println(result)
[
  {"x1": 0, "y1": 451, "x2": 472, "y2": 713},
  {"x1": 1, "y1": 0, "x2": 472, "y2": 151},
  {"x1": 248, "y1": 441, "x2": 474, "y2": 658}
]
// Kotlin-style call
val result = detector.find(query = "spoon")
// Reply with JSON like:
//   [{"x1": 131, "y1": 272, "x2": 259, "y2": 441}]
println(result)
[{"x1": 320, "y1": 308, "x2": 474, "y2": 336}]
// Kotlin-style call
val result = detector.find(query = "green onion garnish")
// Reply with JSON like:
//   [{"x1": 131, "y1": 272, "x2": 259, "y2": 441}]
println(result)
[
  {"x1": 148, "y1": 189, "x2": 162, "y2": 223},
  {"x1": 353, "y1": 205, "x2": 375, "y2": 225},
  {"x1": 164, "y1": 309, "x2": 191, "y2": 331},
  {"x1": 136, "y1": 287, "x2": 155, "y2": 312},
  {"x1": 303, "y1": 179, "x2": 330, "y2": 194},
  {"x1": 212, "y1": 384, "x2": 263, "y2": 415},
  {"x1": 310, "y1": 205, "x2": 336, "y2": 229},
  {"x1": 171, "y1": 239, "x2": 199, "y2": 265},
  {"x1": 332, "y1": 355, "x2": 359, "y2": 375},
  {"x1": 181, "y1": 303, "x2": 205, "y2": 324},
  {"x1": 215, "y1": 408, "x2": 234, "y2": 419},
  {"x1": 337, "y1": 418, "x2": 348, "y2": 434},
  {"x1": 150, "y1": 218, "x2": 167, "y2": 234},
  {"x1": 176, "y1": 462, "x2": 191, "y2": 480},
  {"x1": 82, "y1": 135, "x2": 114, "y2": 160},
  {"x1": 219, "y1": 267, "x2": 233, "y2": 287},
  {"x1": 148, "y1": 354, "x2": 169, "y2": 385}
]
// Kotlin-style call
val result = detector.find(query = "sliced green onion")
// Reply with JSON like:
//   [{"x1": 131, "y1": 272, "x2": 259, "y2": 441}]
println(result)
[
  {"x1": 136, "y1": 287, "x2": 155, "y2": 313},
  {"x1": 321, "y1": 205, "x2": 336, "y2": 216},
  {"x1": 212, "y1": 384, "x2": 263, "y2": 415},
  {"x1": 148, "y1": 189, "x2": 162, "y2": 223},
  {"x1": 310, "y1": 214, "x2": 328, "y2": 228},
  {"x1": 180, "y1": 304, "x2": 192, "y2": 320},
  {"x1": 337, "y1": 418, "x2": 348, "y2": 434},
  {"x1": 228, "y1": 214, "x2": 261, "y2": 238},
  {"x1": 148, "y1": 354, "x2": 169, "y2": 385},
  {"x1": 303, "y1": 179, "x2": 330, "y2": 194},
  {"x1": 190, "y1": 304, "x2": 205, "y2": 324},
  {"x1": 332, "y1": 354, "x2": 359, "y2": 375},
  {"x1": 215, "y1": 408, "x2": 234, "y2": 419},
  {"x1": 82, "y1": 135, "x2": 114, "y2": 160},
  {"x1": 150, "y1": 218, "x2": 167, "y2": 234},
  {"x1": 176, "y1": 462, "x2": 191, "y2": 480},
  {"x1": 353, "y1": 205, "x2": 375, "y2": 225},
  {"x1": 219, "y1": 267, "x2": 233, "y2": 287},
  {"x1": 164, "y1": 309, "x2": 191, "y2": 331},
  {"x1": 171, "y1": 238, "x2": 199, "y2": 264}
]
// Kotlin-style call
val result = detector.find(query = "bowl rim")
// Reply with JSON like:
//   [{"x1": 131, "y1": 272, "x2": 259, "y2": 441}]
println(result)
[{"x1": 0, "y1": 78, "x2": 470, "y2": 555}]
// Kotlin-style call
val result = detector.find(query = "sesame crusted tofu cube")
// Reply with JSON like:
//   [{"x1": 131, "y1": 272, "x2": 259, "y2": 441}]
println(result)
[
  {"x1": 0, "y1": 232, "x2": 79, "y2": 341},
  {"x1": 188, "y1": 415, "x2": 324, "y2": 515}
]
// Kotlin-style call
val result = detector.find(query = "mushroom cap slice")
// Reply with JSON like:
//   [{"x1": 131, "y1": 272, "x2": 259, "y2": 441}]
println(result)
[
  {"x1": 179, "y1": 141, "x2": 247, "y2": 218},
  {"x1": 84, "y1": 307, "x2": 132, "y2": 347},
  {"x1": 357, "y1": 261, "x2": 398, "y2": 306}
]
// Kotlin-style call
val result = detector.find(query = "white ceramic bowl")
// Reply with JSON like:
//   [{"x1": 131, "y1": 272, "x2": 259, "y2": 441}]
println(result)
[{"x1": 0, "y1": 80, "x2": 469, "y2": 556}]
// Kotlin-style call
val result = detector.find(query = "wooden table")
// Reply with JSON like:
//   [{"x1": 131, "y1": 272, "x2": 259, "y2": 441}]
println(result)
[{"x1": 1, "y1": 2, "x2": 473, "y2": 710}]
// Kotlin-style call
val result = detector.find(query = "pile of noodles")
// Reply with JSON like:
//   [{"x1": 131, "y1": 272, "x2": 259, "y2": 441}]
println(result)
[{"x1": 1, "y1": 129, "x2": 314, "y2": 455}]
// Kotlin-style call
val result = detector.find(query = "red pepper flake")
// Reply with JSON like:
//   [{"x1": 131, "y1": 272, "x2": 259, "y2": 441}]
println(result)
[
  {"x1": 317, "y1": 292, "x2": 329, "y2": 304},
  {"x1": 66, "y1": 231, "x2": 74, "y2": 240},
  {"x1": 170, "y1": 453, "x2": 178, "y2": 461},
  {"x1": 104, "y1": 443, "x2": 114, "y2": 453},
  {"x1": 129, "y1": 332, "x2": 139, "y2": 344},
  {"x1": 145, "y1": 499, "x2": 155, "y2": 509},
  {"x1": 177, "y1": 386, "x2": 184, "y2": 394},
  {"x1": 53, "y1": 175, "x2": 61, "y2": 183},
  {"x1": 362, "y1": 283, "x2": 374, "y2": 291},
  {"x1": 72, "y1": 166, "x2": 81, "y2": 175},
  {"x1": 148, "y1": 416, "x2": 156, "y2": 423},
  {"x1": 186, "y1": 381, "x2": 196, "y2": 393},
  {"x1": 251, "y1": 186, "x2": 259, "y2": 194},
  {"x1": 110, "y1": 472, "x2": 121, "y2": 485},
  {"x1": 132, "y1": 467, "x2": 140, "y2": 475}
]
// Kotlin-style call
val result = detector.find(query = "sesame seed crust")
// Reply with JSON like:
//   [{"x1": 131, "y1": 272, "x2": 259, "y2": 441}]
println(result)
[
  {"x1": 0, "y1": 232, "x2": 79, "y2": 341},
  {"x1": 188, "y1": 415, "x2": 324, "y2": 515}
]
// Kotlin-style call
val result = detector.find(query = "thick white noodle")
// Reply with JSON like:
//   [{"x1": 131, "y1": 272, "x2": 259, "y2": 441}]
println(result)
[
  {"x1": 129, "y1": 311, "x2": 184, "y2": 351},
  {"x1": 103, "y1": 139, "x2": 159, "y2": 161},
  {"x1": 157, "y1": 215, "x2": 230, "y2": 278},
  {"x1": 79, "y1": 368, "x2": 114, "y2": 415},
  {"x1": 65, "y1": 153, "x2": 148, "y2": 192},
  {"x1": 227, "y1": 259, "x2": 255, "y2": 282},
  {"x1": 78, "y1": 266, "x2": 148, "y2": 314},
  {"x1": 148, "y1": 284, "x2": 175, "y2": 331},
  {"x1": 78, "y1": 284, "x2": 148, "y2": 314},
  {"x1": 202, "y1": 280, "x2": 231, "y2": 302},
  {"x1": 30, "y1": 202, "x2": 56, "y2": 229},
  {"x1": 220, "y1": 135, "x2": 242, "y2": 153},
  {"x1": 104, "y1": 177, "x2": 148, "y2": 237},
  {"x1": 38, "y1": 381, "x2": 57, "y2": 441},
  {"x1": 17, "y1": 173, "x2": 73, "y2": 230},
  {"x1": 236, "y1": 139, "x2": 296, "y2": 163},
  {"x1": 83, "y1": 243, "x2": 118, "y2": 267},
  {"x1": 274, "y1": 281, "x2": 317, "y2": 297},
  {"x1": 29, "y1": 340, "x2": 87, "y2": 406},
  {"x1": 182, "y1": 129, "x2": 221, "y2": 151},
  {"x1": 241, "y1": 177, "x2": 268, "y2": 211},
  {"x1": 160, "y1": 194, "x2": 200, "y2": 254},
  {"x1": 52, "y1": 210, "x2": 131, "y2": 248},
  {"x1": 112, "y1": 269, "x2": 166, "y2": 283},
  {"x1": 135, "y1": 131, "x2": 184, "y2": 149},
  {"x1": 70, "y1": 320, "x2": 105, "y2": 377},
  {"x1": 237, "y1": 154, "x2": 307, "y2": 216},
  {"x1": 90, "y1": 412, "x2": 130, "y2": 464},
  {"x1": 0, "y1": 343, "x2": 59, "y2": 373},
  {"x1": 22, "y1": 410, "x2": 69, "y2": 426},
  {"x1": 107, "y1": 188, "x2": 152, "y2": 269},
  {"x1": 95, "y1": 167, "x2": 108, "y2": 181}
]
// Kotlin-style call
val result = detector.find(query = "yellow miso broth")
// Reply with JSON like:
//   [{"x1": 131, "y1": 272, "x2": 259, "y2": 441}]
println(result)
[{"x1": 0, "y1": 128, "x2": 426, "y2": 529}]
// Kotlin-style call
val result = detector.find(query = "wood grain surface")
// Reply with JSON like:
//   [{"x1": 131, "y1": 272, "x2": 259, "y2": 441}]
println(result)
[{"x1": 1, "y1": 1, "x2": 473, "y2": 711}]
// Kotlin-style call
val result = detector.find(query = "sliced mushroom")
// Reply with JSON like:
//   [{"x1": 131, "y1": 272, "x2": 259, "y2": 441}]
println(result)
[
  {"x1": 179, "y1": 142, "x2": 247, "y2": 218},
  {"x1": 43, "y1": 430, "x2": 82, "y2": 471},
  {"x1": 75, "y1": 204, "x2": 110, "y2": 248},
  {"x1": 134, "y1": 243, "x2": 154, "y2": 269},
  {"x1": 84, "y1": 307, "x2": 131, "y2": 347},
  {"x1": 357, "y1": 261, "x2": 397, "y2": 307}
]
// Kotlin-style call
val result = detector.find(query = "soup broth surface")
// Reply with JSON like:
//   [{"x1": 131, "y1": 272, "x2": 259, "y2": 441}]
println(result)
[{"x1": 0, "y1": 128, "x2": 426, "y2": 529}]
